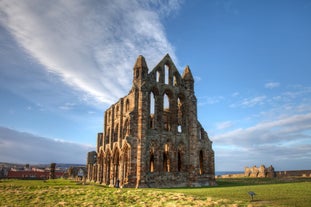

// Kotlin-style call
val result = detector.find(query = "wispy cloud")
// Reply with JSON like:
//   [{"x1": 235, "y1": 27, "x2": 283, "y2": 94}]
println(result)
[
  {"x1": 241, "y1": 95, "x2": 266, "y2": 107},
  {"x1": 213, "y1": 112, "x2": 311, "y2": 170},
  {"x1": 0, "y1": 0, "x2": 180, "y2": 105},
  {"x1": 0, "y1": 127, "x2": 94, "y2": 164},
  {"x1": 265, "y1": 81, "x2": 280, "y2": 89},
  {"x1": 231, "y1": 92, "x2": 239, "y2": 97},
  {"x1": 216, "y1": 121, "x2": 233, "y2": 130},
  {"x1": 230, "y1": 95, "x2": 266, "y2": 108},
  {"x1": 198, "y1": 96, "x2": 224, "y2": 105},
  {"x1": 215, "y1": 112, "x2": 311, "y2": 143},
  {"x1": 58, "y1": 102, "x2": 76, "y2": 111},
  {"x1": 212, "y1": 83, "x2": 311, "y2": 170}
]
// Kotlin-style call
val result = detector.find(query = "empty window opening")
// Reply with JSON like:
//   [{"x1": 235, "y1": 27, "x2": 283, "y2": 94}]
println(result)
[
  {"x1": 156, "y1": 71, "x2": 160, "y2": 82},
  {"x1": 149, "y1": 116, "x2": 155, "y2": 129},
  {"x1": 165, "y1": 65, "x2": 169, "y2": 84},
  {"x1": 163, "y1": 144, "x2": 170, "y2": 172},
  {"x1": 177, "y1": 98, "x2": 183, "y2": 132},
  {"x1": 163, "y1": 93, "x2": 170, "y2": 131},
  {"x1": 163, "y1": 93, "x2": 169, "y2": 111},
  {"x1": 173, "y1": 75, "x2": 178, "y2": 86},
  {"x1": 149, "y1": 92, "x2": 155, "y2": 129},
  {"x1": 177, "y1": 125, "x2": 182, "y2": 132},
  {"x1": 150, "y1": 92, "x2": 155, "y2": 114},
  {"x1": 125, "y1": 99, "x2": 130, "y2": 112},
  {"x1": 199, "y1": 150, "x2": 204, "y2": 175},
  {"x1": 150, "y1": 150, "x2": 155, "y2": 172}
]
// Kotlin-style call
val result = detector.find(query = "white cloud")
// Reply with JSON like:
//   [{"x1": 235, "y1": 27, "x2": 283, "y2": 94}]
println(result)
[
  {"x1": 198, "y1": 96, "x2": 224, "y2": 105},
  {"x1": 0, "y1": 126, "x2": 94, "y2": 164},
  {"x1": 58, "y1": 102, "x2": 76, "y2": 111},
  {"x1": 216, "y1": 121, "x2": 233, "y2": 130},
  {"x1": 265, "y1": 81, "x2": 280, "y2": 89},
  {"x1": 213, "y1": 113, "x2": 311, "y2": 170},
  {"x1": 230, "y1": 95, "x2": 266, "y2": 108},
  {"x1": 231, "y1": 92, "x2": 239, "y2": 97},
  {"x1": 241, "y1": 96, "x2": 266, "y2": 107},
  {"x1": 0, "y1": 0, "x2": 180, "y2": 105},
  {"x1": 215, "y1": 112, "x2": 311, "y2": 142}
]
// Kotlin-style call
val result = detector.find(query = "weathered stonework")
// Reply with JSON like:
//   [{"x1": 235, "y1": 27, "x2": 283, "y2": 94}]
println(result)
[
  {"x1": 86, "y1": 54, "x2": 215, "y2": 188},
  {"x1": 244, "y1": 165, "x2": 275, "y2": 178}
]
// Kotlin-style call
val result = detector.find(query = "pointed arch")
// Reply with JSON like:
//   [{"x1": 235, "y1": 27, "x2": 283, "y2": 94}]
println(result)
[
  {"x1": 121, "y1": 142, "x2": 131, "y2": 186},
  {"x1": 104, "y1": 149, "x2": 112, "y2": 185},
  {"x1": 163, "y1": 91, "x2": 172, "y2": 131},
  {"x1": 156, "y1": 70, "x2": 161, "y2": 82},
  {"x1": 163, "y1": 93, "x2": 169, "y2": 111},
  {"x1": 177, "y1": 96, "x2": 184, "y2": 133},
  {"x1": 112, "y1": 148, "x2": 120, "y2": 186},
  {"x1": 149, "y1": 91, "x2": 155, "y2": 129}
]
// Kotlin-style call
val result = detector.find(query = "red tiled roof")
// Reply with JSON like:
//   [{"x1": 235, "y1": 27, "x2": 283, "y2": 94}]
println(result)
[{"x1": 7, "y1": 171, "x2": 64, "y2": 179}]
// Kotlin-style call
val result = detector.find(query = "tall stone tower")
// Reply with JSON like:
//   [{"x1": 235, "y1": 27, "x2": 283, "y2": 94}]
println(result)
[{"x1": 87, "y1": 54, "x2": 215, "y2": 187}]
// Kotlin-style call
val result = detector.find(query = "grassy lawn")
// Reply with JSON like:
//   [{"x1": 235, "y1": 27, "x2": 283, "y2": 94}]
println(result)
[{"x1": 0, "y1": 177, "x2": 310, "y2": 206}]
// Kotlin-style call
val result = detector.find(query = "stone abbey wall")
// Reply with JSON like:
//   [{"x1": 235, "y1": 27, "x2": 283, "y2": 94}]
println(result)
[
  {"x1": 244, "y1": 165, "x2": 275, "y2": 178},
  {"x1": 87, "y1": 54, "x2": 215, "y2": 188}
]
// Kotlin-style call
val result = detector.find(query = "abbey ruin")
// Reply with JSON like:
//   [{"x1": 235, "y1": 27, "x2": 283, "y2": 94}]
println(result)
[{"x1": 86, "y1": 54, "x2": 215, "y2": 188}]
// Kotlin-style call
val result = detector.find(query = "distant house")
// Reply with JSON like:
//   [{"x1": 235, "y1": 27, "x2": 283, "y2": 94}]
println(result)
[{"x1": 7, "y1": 170, "x2": 64, "y2": 179}]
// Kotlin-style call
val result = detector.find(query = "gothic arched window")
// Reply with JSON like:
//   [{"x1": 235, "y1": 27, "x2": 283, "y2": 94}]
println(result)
[
  {"x1": 178, "y1": 151, "x2": 182, "y2": 172},
  {"x1": 150, "y1": 149, "x2": 155, "y2": 172},
  {"x1": 177, "y1": 97, "x2": 183, "y2": 133},
  {"x1": 163, "y1": 144, "x2": 170, "y2": 172},
  {"x1": 125, "y1": 99, "x2": 130, "y2": 112},
  {"x1": 163, "y1": 93, "x2": 171, "y2": 131},
  {"x1": 164, "y1": 64, "x2": 169, "y2": 84},
  {"x1": 149, "y1": 92, "x2": 155, "y2": 129}
]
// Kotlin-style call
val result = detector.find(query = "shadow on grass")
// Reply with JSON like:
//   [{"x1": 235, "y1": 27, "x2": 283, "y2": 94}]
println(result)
[
  {"x1": 159, "y1": 177, "x2": 311, "y2": 190},
  {"x1": 215, "y1": 177, "x2": 311, "y2": 188}
]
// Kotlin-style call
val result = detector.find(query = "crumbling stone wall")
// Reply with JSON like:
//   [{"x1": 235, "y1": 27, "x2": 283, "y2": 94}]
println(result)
[
  {"x1": 244, "y1": 165, "x2": 275, "y2": 178},
  {"x1": 87, "y1": 54, "x2": 215, "y2": 188}
]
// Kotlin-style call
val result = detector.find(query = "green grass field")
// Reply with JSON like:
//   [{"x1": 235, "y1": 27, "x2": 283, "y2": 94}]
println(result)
[{"x1": 0, "y1": 177, "x2": 310, "y2": 206}]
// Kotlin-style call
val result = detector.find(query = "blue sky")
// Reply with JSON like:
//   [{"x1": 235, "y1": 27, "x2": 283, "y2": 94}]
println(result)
[{"x1": 0, "y1": 0, "x2": 310, "y2": 171}]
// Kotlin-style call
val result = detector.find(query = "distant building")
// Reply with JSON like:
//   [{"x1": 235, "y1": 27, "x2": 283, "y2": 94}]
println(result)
[
  {"x1": 7, "y1": 170, "x2": 63, "y2": 179},
  {"x1": 0, "y1": 164, "x2": 64, "y2": 180},
  {"x1": 87, "y1": 54, "x2": 215, "y2": 188},
  {"x1": 64, "y1": 166, "x2": 87, "y2": 180}
]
